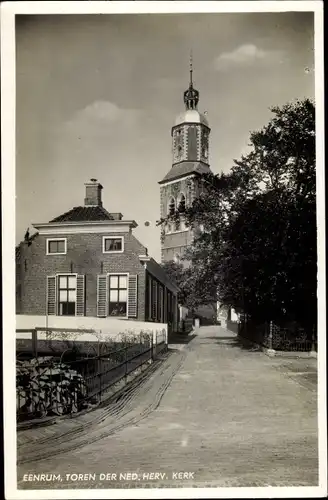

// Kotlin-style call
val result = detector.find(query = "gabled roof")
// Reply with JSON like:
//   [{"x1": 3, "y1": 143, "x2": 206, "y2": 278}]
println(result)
[
  {"x1": 145, "y1": 257, "x2": 179, "y2": 294},
  {"x1": 16, "y1": 232, "x2": 39, "y2": 259},
  {"x1": 15, "y1": 245, "x2": 21, "y2": 260},
  {"x1": 50, "y1": 206, "x2": 115, "y2": 223},
  {"x1": 158, "y1": 161, "x2": 211, "y2": 184}
]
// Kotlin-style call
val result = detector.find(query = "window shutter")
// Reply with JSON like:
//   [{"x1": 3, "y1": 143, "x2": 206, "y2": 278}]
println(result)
[
  {"x1": 148, "y1": 275, "x2": 152, "y2": 320},
  {"x1": 128, "y1": 274, "x2": 138, "y2": 318},
  {"x1": 163, "y1": 289, "x2": 167, "y2": 323},
  {"x1": 76, "y1": 275, "x2": 85, "y2": 316},
  {"x1": 152, "y1": 280, "x2": 157, "y2": 320},
  {"x1": 46, "y1": 276, "x2": 57, "y2": 316},
  {"x1": 97, "y1": 275, "x2": 108, "y2": 317}
]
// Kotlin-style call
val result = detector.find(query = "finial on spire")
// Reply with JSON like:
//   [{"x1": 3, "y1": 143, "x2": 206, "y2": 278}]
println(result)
[
  {"x1": 189, "y1": 49, "x2": 193, "y2": 87},
  {"x1": 184, "y1": 51, "x2": 199, "y2": 110}
]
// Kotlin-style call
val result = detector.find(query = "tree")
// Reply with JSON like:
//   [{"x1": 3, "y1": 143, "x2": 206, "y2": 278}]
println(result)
[
  {"x1": 161, "y1": 260, "x2": 218, "y2": 315},
  {"x1": 161, "y1": 98, "x2": 316, "y2": 328}
]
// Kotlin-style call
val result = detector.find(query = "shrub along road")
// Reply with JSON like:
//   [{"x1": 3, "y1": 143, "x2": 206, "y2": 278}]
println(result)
[{"x1": 17, "y1": 326, "x2": 318, "y2": 489}]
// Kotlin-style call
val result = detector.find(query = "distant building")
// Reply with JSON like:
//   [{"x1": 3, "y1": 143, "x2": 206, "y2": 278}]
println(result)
[{"x1": 16, "y1": 180, "x2": 179, "y2": 331}]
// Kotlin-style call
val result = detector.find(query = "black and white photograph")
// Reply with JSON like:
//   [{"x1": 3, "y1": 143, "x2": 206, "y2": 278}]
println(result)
[{"x1": 1, "y1": 1, "x2": 326, "y2": 498}]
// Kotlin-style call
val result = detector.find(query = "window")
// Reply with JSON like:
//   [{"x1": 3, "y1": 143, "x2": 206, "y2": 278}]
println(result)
[
  {"x1": 158, "y1": 285, "x2": 164, "y2": 322},
  {"x1": 97, "y1": 274, "x2": 137, "y2": 318},
  {"x1": 177, "y1": 193, "x2": 186, "y2": 213},
  {"x1": 58, "y1": 275, "x2": 76, "y2": 316},
  {"x1": 167, "y1": 197, "x2": 176, "y2": 216},
  {"x1": 152, "y1": 280, "x2": 157, "y2": 320},
  {"x1": 47, "y1": 238, "x2": 66, "y2": 255},
  {"x1": 167, "y1": 291, "x2": 173, "y2": 324},
  {"x1": 47, "y1": 274, "x2": 85, "y2": 317},
  {"x1": 109, "y1": 275, "x2": 128, "y2": 316},
  {"x1": 103, "y1": 236, "x2": 124, "y2": 253}
]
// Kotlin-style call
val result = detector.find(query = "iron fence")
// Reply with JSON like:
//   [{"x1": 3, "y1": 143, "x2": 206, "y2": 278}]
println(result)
[
  {"x1": 271, "y1": 324, "x2": 317, "y2": 352},
  {"x1": 239, "y1": 320, "x2": 317, "y2": 353},
  {"x1": 16, "y1": 333, "x2": 167, "y2": 422}
]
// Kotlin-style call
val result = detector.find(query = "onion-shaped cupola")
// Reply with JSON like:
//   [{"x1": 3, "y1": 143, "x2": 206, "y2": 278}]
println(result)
[{"x1": 183, "y1": 54, "x2": 199, "y2": 111}]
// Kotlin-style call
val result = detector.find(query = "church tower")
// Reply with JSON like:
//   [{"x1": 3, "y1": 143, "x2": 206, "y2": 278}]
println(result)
[{"x1": 159, "y1": 55, "x2": 212, "y2": 266}]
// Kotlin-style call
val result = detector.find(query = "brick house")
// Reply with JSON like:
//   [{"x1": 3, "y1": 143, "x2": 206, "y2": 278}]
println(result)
[{"x1": 16, "y1": 180, "x2": 179, "y2": 331}]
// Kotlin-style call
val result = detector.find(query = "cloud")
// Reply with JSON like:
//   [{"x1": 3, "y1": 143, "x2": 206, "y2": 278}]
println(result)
[
  {"x1": 54, "y1": 101, "x2": 142, "y2": 168},
  {"x1": 214, "y1": 44, "x2": 279, "y2": 71},
  {"x1": 70, "y1": 100, "x2": 141, "y2": 127},
  {"x1": 61, "y1": 100, "x2": 142, "y2": 145}
]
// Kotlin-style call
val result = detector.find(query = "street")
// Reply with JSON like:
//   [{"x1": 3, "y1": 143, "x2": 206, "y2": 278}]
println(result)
[{"x1": 17, "y1": 326, "x2": 318, "y2": 489}]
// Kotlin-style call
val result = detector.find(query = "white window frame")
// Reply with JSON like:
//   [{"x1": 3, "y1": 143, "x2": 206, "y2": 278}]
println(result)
[
  {"x1": 46, "y1": 238, "x2": 67, "y2": 255},
  {"x1": 108, "y1": 272, "x2": 129, "y2": 318},
  {"x1": 102, "y1": 236, "x2": 124, "y2": 254},
  {"x1": 56, "y1": 273, "x2": 77, "y2": 316}
]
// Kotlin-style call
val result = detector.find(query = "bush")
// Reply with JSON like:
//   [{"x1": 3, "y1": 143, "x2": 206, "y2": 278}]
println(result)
[{"x1": 16, "y1": 356, "x2": 87, "y2": 421}]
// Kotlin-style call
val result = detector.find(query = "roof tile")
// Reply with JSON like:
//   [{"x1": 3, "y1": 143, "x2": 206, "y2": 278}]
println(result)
[
  {"x1": 158, "y1": 161, "x2": 211, "y2": 184},
  {"x1": 50, "y1": 206, "x2": 115, "y2": 223}
]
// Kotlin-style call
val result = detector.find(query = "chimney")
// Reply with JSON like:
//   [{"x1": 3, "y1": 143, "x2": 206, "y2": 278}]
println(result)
[
  {"x1": 84, "y1": 179, "x2": 103, "y2": 207},
  {"x1": 108, "y1": 213, "x2": 123, "y2": 220}
]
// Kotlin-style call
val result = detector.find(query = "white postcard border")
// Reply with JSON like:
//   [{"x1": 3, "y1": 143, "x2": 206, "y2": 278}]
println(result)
[{"x1": 1, "y1": 1, "x2": 326, "y2": 499}]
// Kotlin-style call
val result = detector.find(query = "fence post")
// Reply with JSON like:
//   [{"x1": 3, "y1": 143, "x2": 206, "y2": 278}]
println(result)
[
  {"x1": 124, "y1": 345, "x2": 128, "y2": 385},
  {"x1": 267, "y1": 320, "x2": 275, "y2": 357},
  {"x1": 98, "y1": 352, "x2": 102, "y2": 403},
  {"x1": 32, "y1": 328, "x2": 38, "y2": 358},
  {"x1": 151, "y1": 334, "x2": 154, "y2": 363}
]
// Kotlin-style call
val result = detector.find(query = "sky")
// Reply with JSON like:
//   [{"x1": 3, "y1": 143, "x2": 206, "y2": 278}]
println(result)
[{"x1": 16, "y1": 12, "x2": 314, "y2": 262}]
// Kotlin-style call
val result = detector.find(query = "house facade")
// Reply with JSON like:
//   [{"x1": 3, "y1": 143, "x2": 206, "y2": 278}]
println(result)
[{"x1": 16, "y1": 180, "x2": 179, "y2": 331}]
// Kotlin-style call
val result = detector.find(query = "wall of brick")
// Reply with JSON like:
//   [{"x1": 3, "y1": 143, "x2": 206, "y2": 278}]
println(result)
[
  {"x1": 160, "y1": 177, "x2": 195, "y2": 264},
  {"x1": 160, "y1": 177, "x2": 194, "y2": 219},
  {"x1": 162, "y1": 230, "x2": 193, "y2": 263},
  {"x1": 17, "y1": 231, "x2": 148, "y2": 321}
]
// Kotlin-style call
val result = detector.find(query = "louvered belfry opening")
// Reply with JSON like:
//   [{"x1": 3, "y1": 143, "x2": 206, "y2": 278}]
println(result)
[{"x1": 84, "y1": 178, "x2": 103, "y2": 207}]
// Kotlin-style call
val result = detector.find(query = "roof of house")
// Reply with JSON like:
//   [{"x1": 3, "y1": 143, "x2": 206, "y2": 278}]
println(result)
[
  {"x1": 146, "y1": 258, "x2": 179, "y2": 294},
  {"x1": 50, "y1": 206, "x2": 115, "y2": 223},
  {"x1": 15, "y1": 245, "x2": 21, "y2": 260},
  {"x1": 16, "y1": 232, "x2": 39, "y2": 260},
  {"x1": 158, "y1": 161, "x2": 211, "y2": 184}
]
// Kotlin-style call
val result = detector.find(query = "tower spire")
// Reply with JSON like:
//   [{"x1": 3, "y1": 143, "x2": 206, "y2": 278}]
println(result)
[
  {"x1": 189, "y1": 49, "x2": 193, "y2": 87},
  {"x1": 184, "y1": 51, "x2": 199, "y2": 110}
]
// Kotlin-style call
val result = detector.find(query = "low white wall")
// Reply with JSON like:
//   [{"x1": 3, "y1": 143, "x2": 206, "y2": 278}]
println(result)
[
  {"x1": 16, "y1": 315, "x2": 167, "y2": 345},
  {"x1": 231, "y1": 309, "x2": 239, "y2": 322}
]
